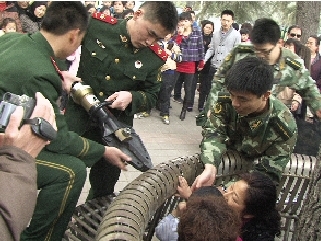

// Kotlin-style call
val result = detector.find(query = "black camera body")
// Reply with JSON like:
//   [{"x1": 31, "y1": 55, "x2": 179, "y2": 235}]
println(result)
[{"x1": 0, "y1": 92, "x2": 35, "y2": 127}]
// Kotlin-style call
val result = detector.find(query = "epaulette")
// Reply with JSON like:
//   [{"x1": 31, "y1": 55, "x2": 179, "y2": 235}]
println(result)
[
  {"x1": 271, "y1": 116, "x2": 293, "y2": 140},
  {"x1": 217, "y1": 92, "x2": 231, "y2": 103},
  {"x1": 149, "y1": 43, "x2": 168, "y2": 62},
  {"x1": 212, "y1": 92, "x2": 231, "y2": 115},
  {"x1": 92, "y1": 12, "x2": 117, "y2": 25},
  {"x1": 236, "y1": 44, "x2": 254, "y2": 54},
  {"x1": 285, "y1": 57, "x2": 302, "y2": 70}
]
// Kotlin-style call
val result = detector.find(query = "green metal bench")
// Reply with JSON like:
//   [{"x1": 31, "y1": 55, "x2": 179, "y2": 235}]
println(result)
[{"x1": 64, "y1": 151, "x2": 316, "y2": 241}]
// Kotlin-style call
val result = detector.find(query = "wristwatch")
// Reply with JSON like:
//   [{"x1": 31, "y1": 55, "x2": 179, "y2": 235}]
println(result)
[{"x1": 23, "y1": 117, "x2": 57, "y2": 141}]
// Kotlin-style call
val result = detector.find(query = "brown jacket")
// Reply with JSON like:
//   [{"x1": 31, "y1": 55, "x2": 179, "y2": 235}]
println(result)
[
  {"x1": 0, "y1": 146, "x2": 37, "y2": 241},
  {"x1": 277, "y1": 87, "x2": 302, "y2": 107}
]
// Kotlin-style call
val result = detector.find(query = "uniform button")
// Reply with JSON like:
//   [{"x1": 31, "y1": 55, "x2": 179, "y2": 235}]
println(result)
[
  {"x1": 99, "y1": 92, "x2": 104, "y2": 96},
  {"x1": 133, "y1": 76, "x2": 136, "y2": 80},
  {"x1": 125, "y1": 44, "x2": 128, "y2": 48},
  {"x1": 115, "y1": 58, "x2": 120, "y2": 63},
  {"x1": 105, "y1": 75, "x2": 111, "y2": 80}
]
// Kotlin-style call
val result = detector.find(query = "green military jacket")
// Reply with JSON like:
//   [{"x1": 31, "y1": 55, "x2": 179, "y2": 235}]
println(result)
[
  {"x1": 201, "y1": 94, "x2": 298, "y2": 183},
  {"x1": 65, "y1": 14, "x2": 165, "y2": 137},
  {"x1": 0, "y1": 32, "x2": 105, "y2": 167},
  {"x1": 206, "y1": 43, "x2": 321, "y2": 114}
]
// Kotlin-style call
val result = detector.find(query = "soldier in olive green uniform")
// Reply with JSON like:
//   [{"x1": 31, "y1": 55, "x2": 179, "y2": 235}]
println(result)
[
  {"x1": 0, "y1": 2, "x2": 130, "y2": 240},
  {"x1": 193, "y1": 19, "x2": 320, "y2": 190},
  {"x1": 201, "y1": 57, "x2": 297, "y2": 185},
  {"x1": 64, "y1": 2, "x2": 178, "y2": 198}
]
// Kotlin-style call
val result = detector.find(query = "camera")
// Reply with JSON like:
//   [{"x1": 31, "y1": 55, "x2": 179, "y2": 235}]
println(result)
[{"x1": 0, "y1": 92, "x2": 35, "y2": 127}]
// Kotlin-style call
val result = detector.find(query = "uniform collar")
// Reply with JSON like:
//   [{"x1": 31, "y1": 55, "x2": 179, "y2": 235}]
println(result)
[
  {"x1": 30, "y1": 32, "x2": 55, "y2": 58},
  {"x1": 118, "y1": 19, "x2": 137, "y2": 51},
  {"x1": 274, "y1": 47, "x2": 290, "y2": 71},
  {"x1": 238, "y1": 96, "x2": 275, "y2": 134}
]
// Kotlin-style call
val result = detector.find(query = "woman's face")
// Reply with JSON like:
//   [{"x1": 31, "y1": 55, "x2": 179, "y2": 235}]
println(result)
[
  {"x1": 203, "y1": 23, "x2": 213, "y2": 35},
  {"x1": 222, "y1": 180, "x2": 248, "y2": 216},
  {"x1": 180, "y1": 19, "x2": 192, "y2": 29},
  {"x1": 34, "y1": 5, "x2": 46, "y2": 18}
]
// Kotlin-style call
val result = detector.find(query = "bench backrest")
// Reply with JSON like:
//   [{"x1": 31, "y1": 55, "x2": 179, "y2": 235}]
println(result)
[{"x1": 64, "y1": 152, "x2": 316, "y2": 241}]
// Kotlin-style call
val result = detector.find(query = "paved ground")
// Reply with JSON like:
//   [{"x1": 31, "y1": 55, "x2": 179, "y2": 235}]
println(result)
[{"x1": 77, "y1": 95, "x2": 203, "y2": 205}]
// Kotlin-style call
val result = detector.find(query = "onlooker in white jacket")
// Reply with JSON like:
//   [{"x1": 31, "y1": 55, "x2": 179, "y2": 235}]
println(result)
[{"x1": 204, "y1": 10, "x2": 241, "y2": 77}]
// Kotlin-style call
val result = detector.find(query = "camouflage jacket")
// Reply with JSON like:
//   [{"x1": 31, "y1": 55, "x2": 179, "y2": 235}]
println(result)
[
  {"x1": 201, "y1": 94, "x2": 298, "y2": 183},
  {"x1": 206, "y1": 43, "x2": 321, "y2": 114}
]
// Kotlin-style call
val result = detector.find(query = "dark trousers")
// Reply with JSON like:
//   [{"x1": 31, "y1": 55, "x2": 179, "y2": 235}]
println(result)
[
  {"x1": 21, "y1": 151, "x2": 87, "y2": 241},
  {"x1": 198, "y1": 66, "x2": 216, "y2": 109},
  {"x1": 173, "y1": 71, "x2": 195, "y2": 107},
  {"x1": 191, "y1": 73, "x2": 199, "y2": 107},
  {"x1": 88, "y1": 157, "x2": 121, "y2": 199},
  {"x1": 158, "y1": 71, "x2": 176, "y2": 116},
  {"x1": 81, "y1": 126, "x2": 122, "y2": 200}
]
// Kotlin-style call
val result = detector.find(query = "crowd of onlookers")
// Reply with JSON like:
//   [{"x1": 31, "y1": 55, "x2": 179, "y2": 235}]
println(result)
[
  {"x1": 134, "y1": 5, "x2": 321, "y2": 130},
  {"x1": 0, "y1": 1, "x2": 47, "y2": 35},
  {"x1": 0, "y1": 1, "x2": 136, "y2": 36},
  {"x1": 84, "y1": 1, "x2": 135, "y2": 19}
]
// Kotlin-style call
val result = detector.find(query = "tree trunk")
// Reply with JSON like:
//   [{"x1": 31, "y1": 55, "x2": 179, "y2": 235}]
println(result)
[
  {"x1": 296, "y1": 1, "x2": 321, "y2": 44},
  {"x1": 297, "y1": 156, "x2": 321, "y2": 240}
]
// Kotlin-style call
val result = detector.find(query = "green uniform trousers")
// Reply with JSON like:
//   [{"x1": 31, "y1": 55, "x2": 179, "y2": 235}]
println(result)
[{"x1": 20, "y1": 151, "x2": 87, "y2": 241}]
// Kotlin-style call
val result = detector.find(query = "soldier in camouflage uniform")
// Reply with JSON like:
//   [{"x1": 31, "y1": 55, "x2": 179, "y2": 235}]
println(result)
[
  {"x1": 193, "y1": 18, "x2": 321, "y2": 189},
  {"x1": 202, "y1": 18, "x2": 321, "y2": 118},
  {"x1": 193, "y1": 57, "x2": 297, "y2": 190}
]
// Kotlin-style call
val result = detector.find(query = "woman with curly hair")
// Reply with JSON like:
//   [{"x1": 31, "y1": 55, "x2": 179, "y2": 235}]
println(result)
[
  {"x1": 223, "y1": 172, "x2": 281, "y2": 241},
  {"x1": 178, "y1": 195, "x2": 242, "y2": 241},
  {"x1": 157, "y1": 172, "x2": 280, "y2": 241}
]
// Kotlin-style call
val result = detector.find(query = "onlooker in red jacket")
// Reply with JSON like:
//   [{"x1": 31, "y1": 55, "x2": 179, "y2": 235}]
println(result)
[{"x1": 172, "y1": 11, "x2": 204, "y2": 121}]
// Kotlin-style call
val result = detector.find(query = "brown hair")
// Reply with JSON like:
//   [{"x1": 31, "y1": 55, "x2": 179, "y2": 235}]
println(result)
[
  {"x1": 284, "y1": 38, "x2": 311, "y2": 70},
  {"x1": 178, "y1": 196, "x2": 241, "y2": 241}
]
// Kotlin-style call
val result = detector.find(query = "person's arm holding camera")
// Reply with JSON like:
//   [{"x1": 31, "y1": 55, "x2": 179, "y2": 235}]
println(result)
[{"x1": 0, "y1": 92, "x2": 57, "y2": 241}]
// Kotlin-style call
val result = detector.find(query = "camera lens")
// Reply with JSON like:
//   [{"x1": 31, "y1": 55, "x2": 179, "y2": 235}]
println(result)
[{"x1": 3, "y1": 92, "x2": 12, "y2": 101}]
